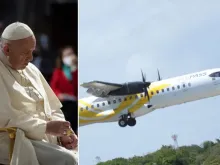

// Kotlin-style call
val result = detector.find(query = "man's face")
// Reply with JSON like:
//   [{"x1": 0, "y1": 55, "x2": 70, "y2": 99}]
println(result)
[{"x1": 3, "y1": 36, "x2": 36, "y2": 70}]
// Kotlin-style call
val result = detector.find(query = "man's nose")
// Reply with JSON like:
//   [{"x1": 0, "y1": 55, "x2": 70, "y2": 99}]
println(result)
[{"x1": 27, "y1": 53, "x2": 33, "y2": 62}]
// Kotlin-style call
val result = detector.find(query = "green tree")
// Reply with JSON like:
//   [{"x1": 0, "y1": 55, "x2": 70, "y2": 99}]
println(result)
[{"x1": 97, "y1": 139, "x2": 220, "y2": 165}]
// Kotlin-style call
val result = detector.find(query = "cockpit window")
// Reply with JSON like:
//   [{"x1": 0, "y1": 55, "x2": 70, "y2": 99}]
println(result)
[{"x1": 209, "y1": 71, "x2": 220, "y2": 77}]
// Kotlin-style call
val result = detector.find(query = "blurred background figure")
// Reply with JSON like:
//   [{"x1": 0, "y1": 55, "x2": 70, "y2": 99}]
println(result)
[
  {"x1": 50, "y1": 46, "x2": 78, "y2": 134},
  {"x1": 0, "y1": 0, "x2": 78, "y2": 133}
]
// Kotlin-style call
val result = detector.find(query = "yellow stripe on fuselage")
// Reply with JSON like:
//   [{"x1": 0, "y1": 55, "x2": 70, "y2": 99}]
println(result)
[
  {"x1": 128, "y1": 83, "x2": 170, "y2": 113},
  {"x1": 79, "y1": 95, "x2": 136, "y2": 124},
  {"x1": 79, "y1": 100, "x2": 103, "y2": 112}
]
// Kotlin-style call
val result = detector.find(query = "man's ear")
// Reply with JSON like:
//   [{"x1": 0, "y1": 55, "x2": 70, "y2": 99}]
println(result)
[{"x1": 2, "y1": 44, "x2": 10, "y2": 56}]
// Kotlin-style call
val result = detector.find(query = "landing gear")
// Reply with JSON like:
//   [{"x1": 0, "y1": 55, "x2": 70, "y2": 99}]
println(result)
[
  {"x1": 118, "y1": 113, "x2": 136, "y2": 127},
  {"x1": 127, "y1": 118, "x2": 136, "y2": 126},
  {"x1": 118, "y1": 118, "x2": 127, "y2": 127}
]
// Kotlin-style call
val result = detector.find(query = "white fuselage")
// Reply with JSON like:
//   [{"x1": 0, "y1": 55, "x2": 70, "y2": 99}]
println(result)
[{"x1": 79, "y1": 68, "x2": 220, "y2": 126}]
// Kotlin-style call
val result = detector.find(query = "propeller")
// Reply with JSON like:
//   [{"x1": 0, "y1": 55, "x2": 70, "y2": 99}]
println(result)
[
  {"x1": 141, "y1": 69, "x2": 151, "y2": 101},
  {"x1": 157, "y1": 68, "x2": 162, "y2": 81}
]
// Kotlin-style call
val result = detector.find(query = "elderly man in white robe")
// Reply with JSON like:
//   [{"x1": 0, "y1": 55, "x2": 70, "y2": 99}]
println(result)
[{"x1": 0, "y1": 22, "x2": 78, "y2": 165}]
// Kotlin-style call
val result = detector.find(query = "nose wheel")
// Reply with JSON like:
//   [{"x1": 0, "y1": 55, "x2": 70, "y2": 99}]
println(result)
[{"x1": 118, "y1": 113, "x2": 136, "y2": 127}]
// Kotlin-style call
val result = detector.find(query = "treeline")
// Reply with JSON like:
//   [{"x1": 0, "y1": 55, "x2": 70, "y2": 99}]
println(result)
[{"x1": 97, "y1": 139, "x2": 220, "y2": 165}]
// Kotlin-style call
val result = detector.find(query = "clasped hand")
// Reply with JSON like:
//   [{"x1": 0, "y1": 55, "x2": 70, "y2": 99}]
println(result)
[
  {"x1": 60, "y1": 132, "x2": 78, "y2": 150},
  {"x1": 46, "y1": 120, "x2": 78, "y2": 149}
]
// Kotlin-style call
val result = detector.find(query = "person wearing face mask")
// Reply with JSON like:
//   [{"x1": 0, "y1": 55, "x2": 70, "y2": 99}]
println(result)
[{"x1": 50, "y1": 46, "x2": 78, "y2": 134}]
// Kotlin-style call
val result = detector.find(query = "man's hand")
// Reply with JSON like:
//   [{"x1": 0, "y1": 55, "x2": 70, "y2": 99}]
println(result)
[
  {"x1": 46, "y1": 120, "x2": 71, "y2": 137},
  {"x1": 60, "y1": 132, "x2": 78, "y2": 150}
]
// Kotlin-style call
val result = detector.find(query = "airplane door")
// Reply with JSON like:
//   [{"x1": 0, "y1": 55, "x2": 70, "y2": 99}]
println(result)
[
  {"x1": 209, "y1": 72, "x2": 220, "y2": 94},
  {"x1": 211, "y1": 75, "x2": 220, "y2": 86}
]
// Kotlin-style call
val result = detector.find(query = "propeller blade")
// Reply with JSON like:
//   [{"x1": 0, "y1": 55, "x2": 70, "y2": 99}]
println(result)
[
  {"x1": 147, "y1": 91, "x2": 150, "y2": 101},
  {"x1": 144, "y1": 87, "x2": 150, "y2": 101},
  {"x1": 141, "y1": 69, "x2": 150, "y2": 101},
  {"x1": 143, "y1": 87, "x2": 147, "y2": 96},
  {"x1": 141, "y1": 69, "x2": 145, "y2": 82},
  {"x1": 157, "y1": 68, "x2": 162, "y2": 81}
]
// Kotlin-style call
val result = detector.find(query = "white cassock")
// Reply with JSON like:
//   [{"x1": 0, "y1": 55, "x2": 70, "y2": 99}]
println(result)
[{"x1": 0, "y1": 51, "x2": 78, "y2": 165}]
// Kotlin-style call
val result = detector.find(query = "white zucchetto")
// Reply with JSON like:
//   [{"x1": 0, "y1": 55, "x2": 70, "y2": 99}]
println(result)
[{"x1": 1, "y1": 22, "x2": 34, "y2": 40}]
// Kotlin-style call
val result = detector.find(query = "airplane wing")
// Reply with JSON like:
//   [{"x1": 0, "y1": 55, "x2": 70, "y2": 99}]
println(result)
[{"x1": 81, "y1": 81, "x2": 123, "y2": 97}]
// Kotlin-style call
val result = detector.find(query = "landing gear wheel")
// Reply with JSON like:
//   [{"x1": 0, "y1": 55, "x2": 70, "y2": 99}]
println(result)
[
  {"x1": 127, "y1": 118, "x2": 136, "y2": 127},
  {"x1": 118, "y1": 118, "x2": 127, "y2": 127}
]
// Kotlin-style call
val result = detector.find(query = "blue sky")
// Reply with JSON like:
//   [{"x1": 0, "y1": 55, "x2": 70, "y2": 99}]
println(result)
[{"x1": 79, "y1": 1, "x2": 220, "y2": 164}]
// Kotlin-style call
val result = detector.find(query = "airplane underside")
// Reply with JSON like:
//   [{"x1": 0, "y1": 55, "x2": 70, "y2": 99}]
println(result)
[
  {"x1": 117, "y1": 112, "x2": 136, "y2": 127},
  {"x1": 105, "y1": 103, "x2": 154, "y2": 127},
  {"x1": 108, "y1": 91, "x2": 220, "y2": 128},
  {"x1": 80, "y1": 89, "x2": 219, "y2": 128}
]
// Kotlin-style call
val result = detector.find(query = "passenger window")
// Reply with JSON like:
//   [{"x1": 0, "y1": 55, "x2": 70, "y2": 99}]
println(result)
[
  {"x1": 86, "y1": 106, "x2": 88, "y2": 110},
  {"x1": 91, "y1": 105, "x2": 94, "y2": 108},
  {"x1": 135, "y1": 95, "x2": 138, "y2": 99},
  {"x1": 124, "y1": 98, "x2": 127, "y2": 101},
  {"x1": 183, "y1": 84, "x2": 185, "y2": 88},
  {"x1": 102, "y1": 102, "x2": 105, "y2": 106},
  {"x1": 156, "y1": 90, "x2": 159, "y2": 94},
  {"x1": 177, "y1": 85, "x2": 180, "y2": 89},
  {"x1": 108, "y1": 101, "x2": 111, "y2": 104},
  {"x1": 188, "y1": 83, "x2": 191, "y2": 87},
  {"x1": 162, "y1": 89, "x2": 164, "y2": 92},
  {"x1": 118, "y1": 98, "x2": 121, "y2": 102},
  {"x1": 172, "y1": 87, "x2": 175, "y2": 90},
  {"x1": 151, "y1": 91, "x2": 154, "y2": 95},
  {"x1": 130, "y1": 96, "x2": 132, "y2": 99},
  {"x1": 113, "y1": 100, "x2": 116, "y2": 104},
  {"x1": 97, "y1": 104, "x2": 99, "y2": 107},
  {"x1": 140, "y1": 94, "x2": 143, "y2": 97},
  {"x1": 167, "y1": 88, "x2": 169, "y2": 91},
  {"x1": 80, "y1": 108, "x2": 83, "y2": 111}
]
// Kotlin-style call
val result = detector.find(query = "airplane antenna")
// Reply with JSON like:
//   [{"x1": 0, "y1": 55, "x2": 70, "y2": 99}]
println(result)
[{"x1": 171, "y1": 134, "x2": 179, "y2": 149}]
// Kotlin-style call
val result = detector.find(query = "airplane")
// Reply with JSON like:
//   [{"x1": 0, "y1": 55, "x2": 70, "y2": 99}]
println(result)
[{"x1": 79, "y1": 68, "x2": 220, "y2": 127}]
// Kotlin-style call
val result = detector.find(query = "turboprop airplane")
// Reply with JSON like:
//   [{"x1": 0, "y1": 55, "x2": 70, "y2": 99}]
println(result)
[{"x1": 79, "y1": 68, "x2": 220, "y2": 127}]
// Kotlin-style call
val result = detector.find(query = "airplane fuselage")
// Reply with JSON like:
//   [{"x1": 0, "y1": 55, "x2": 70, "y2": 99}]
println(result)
[{"x1": 79, "y1": 68, "x2": 220, "y2": 127}]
